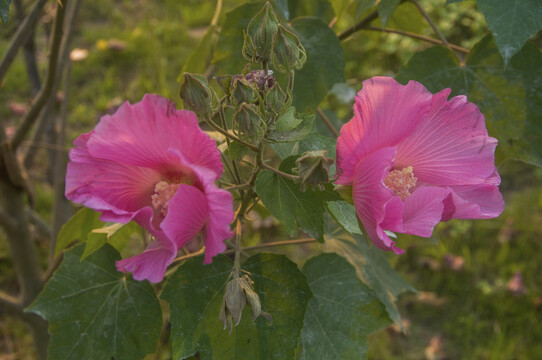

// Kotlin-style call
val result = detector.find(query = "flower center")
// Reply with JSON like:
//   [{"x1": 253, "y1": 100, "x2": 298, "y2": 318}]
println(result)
[
  {"x1": 384, "y1": 166, "x2": 417, "y2": 201},
  {"x1": 151, "y1": 181, "x2": 181, "y2": 216}
]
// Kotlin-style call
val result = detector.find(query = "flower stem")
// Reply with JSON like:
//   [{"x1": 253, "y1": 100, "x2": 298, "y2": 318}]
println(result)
[{"x1": 258, "y1": 147, "x2": 299, "y2": 181}]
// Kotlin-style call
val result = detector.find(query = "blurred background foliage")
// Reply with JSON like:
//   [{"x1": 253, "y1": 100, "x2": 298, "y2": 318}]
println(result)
[{"x1": 1, "y1": 0, "x2": 541, "y2": 359}]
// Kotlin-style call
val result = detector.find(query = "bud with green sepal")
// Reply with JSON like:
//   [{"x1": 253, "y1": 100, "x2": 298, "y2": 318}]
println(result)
[
  {"x1": 264, "y1": 81, "x2": 288, "y2": 116},
  {"x1": 179, "y1": 73, "x2": 218, "y2": 118},
  {"x1": 234, "y1": 103, "x2": 266, "y2": 142},
  {"x1": 271, "y1": 24, "x2": 307, "y2": 73},
  {"x1": 294, "y1": 150, "x2": 334, "y2": 191},
  {"x1": 242, "y1": 2, "x2": 280, "y2": 63},
  {"x1": 219, "y1": 274, "x2": 272, "y2": 334},
  {"x1": 230, "y1": 77, "x2": 260, "y2": 108}
]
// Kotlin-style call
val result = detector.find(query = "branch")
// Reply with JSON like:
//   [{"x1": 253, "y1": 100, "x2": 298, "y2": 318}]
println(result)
[
  {"x1": 337, "y1": 10, "x2": 379, "y2": 41},
  {"x1": 0, "y1": 0, "x2": 49, "y2": 85},
  {"x1": 11, "y1": 0, "x2": 67, "y2": 149},
  {"x1": 0, "y1": 208, "x2": 17, "y2": 232},
  {"x1": 316, "y1": 107, "x2": 339, "y2": 138},
  {"x1": 0, "y1": 291, "x2": 22, "y2": 313},
  {"x1": 409, "y1": 0, "x2": 452, "y2": 51},
  {"x1": 364, "y1": 26, "x2": 469, "y2": 54},
  {"x1": 172, "y1": 238, "x2": 316, "y2": 264}
]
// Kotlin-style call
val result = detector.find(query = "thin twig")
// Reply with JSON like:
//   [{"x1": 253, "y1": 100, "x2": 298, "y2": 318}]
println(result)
[
  {"x1": 316, "y1": 107, "x2": 339, "y2": 138},
  {"x1": 205, "y1": 118, "x2": 259, "y2": 152},
  {"x1": 409, "y1": 0, "x2": 451, "y2": 50},
  {"x1": 260, "y1": 161, "x2": 299, "y2": 181},
  {"x1": 0, "y1": 0, "x2": 48, "y2": 84},
  {"x1": 337, "y1": 10, "x2": 379, "y2": 41},
  {"x1": 172, "y1": 238, "x2": 317, "y2": 264},
  {"x1": 364, "y1": 25, "x2": 468, "y2": 54},
  {"x1": 11, "y1": 0, "x2": 67, "y2": 149},
  {"x1": 0, "y1": 291, "x2": 22, "y2": 313},
  {"x1": 225, "y1": 182, "x2": 252, "y2": 191}
]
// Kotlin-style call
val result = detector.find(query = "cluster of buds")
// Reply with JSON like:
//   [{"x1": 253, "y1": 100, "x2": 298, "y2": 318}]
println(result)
[
  {"x1": 294, "y1": 150, "x2": 334, "y2": 191},
  {"x1": 219, "y1": 273, "x2": 272, "y2": 333},
  {"x1": 242, "y1": 2, "x2": 306, "y2": 73}
]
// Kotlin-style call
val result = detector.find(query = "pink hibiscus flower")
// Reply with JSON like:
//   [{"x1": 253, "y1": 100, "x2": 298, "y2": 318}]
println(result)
[
  {"x1": 336, "y1": 77, "x2": 504, "y2": 254},
  {"x1": 65, "y1": 94, "x2": 234, "y2": 282}
]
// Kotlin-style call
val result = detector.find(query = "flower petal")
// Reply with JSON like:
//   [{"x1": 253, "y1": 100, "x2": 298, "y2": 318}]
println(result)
[
  {"x1": 66, "y1": 132, "x2": 162, "y2": 224},
  {"x1": 201, "y1": 185, "x2": 234, "y2": 263},
  {"x1": 352, "y1": 146, "x2": 404, "y2": 254},
  {"x1": 396, "y1": 92, "x2": 498, "y2": 186},
  {"x1": 116, "y1": 236, "x2": 176, "y2": 283},
  {"x1": 400, "y1": 186, "x2": 451, "y2": 237},
  {"x1": 86, "y1": 94, "x2": 223, "y2": 179},
  {"x1": 160, "y1": 184, "x2": 210, "y2": 249},
  {"x1": 337, "y1": 77, "x2": 433, "y2": 185},
  {"x1": 442, "y1": 184, "x2": 504, "y2": 221}
]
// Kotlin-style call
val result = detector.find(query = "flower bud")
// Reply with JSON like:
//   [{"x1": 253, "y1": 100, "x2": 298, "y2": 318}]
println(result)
[
  {"x1": 294, "y1": 150, "x2": 334, "y2": 191},
  {"x1": 242, "y1": 2, "x2": 280, "y2": 63},
  {"x1": 219, "y1": 274, "x2": 272, "y2": 333},
  {"x1": 264, "y1": 82, "x2": 287, "y2": 115},
  {"x1": 230, "y1": 77, "x2": 259, "y2": 108},
  {"x1": 179, "y1": 73, "x2": 217, "y2": 118},
  {"x1": 271, "y1": 25, "x2": 307, "y2": 73},
  {"x1": 244, "y1": 70, "x2": 275, "y2": 93},
  {"x1": 234, "y1": 103, "x2": 266, "y2": 141}
]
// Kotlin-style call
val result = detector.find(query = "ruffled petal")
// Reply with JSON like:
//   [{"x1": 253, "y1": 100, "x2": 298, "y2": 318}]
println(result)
[
  {"x1": 337, "y1": 77, "x2": 433, "y2": 185},
  {"x1": 396, "y1": 93, "x2": 498, "y2": 186},
  {"x1": 116, "y1": 236, "x2": 176, "y2": 283},
  {"x1": 86, "y1": 94, "x2": 223, "y2": 179},
  {"x1": 160, "y1": 184, "x2": 210, "y2": 249},
  {"x1": 442, "y1": 184, "x2": 504, "y2": 221},
  {"x1": 352, "y1": 146, "x2": 404, "y2": 254},
  {"x1": 400, "y1": 186, "x2": 451, "y2": 237}
]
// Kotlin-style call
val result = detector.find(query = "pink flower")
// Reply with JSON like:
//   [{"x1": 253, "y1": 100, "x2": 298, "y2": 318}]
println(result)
[
  {"x1": 66, "y1": 94, "x2": 234, "y2": 282},
  {"x1": 336, "y1": 77, "x2": 504, "y2": 254}
]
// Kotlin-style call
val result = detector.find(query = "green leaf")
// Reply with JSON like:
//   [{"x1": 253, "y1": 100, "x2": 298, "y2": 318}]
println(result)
[
  {"x1": 377, "y1": 0, "x2": 400, "y2": 28},
  {"x1": 213, "y1": 3, "x2": 261, "y2": 74},
  {"x1": 326, "y1": 201, "x2": 362, "y2": 235},
  {"x1": 267, "y1": 113, "x2": 314, "y2": 143},
  {"x1": 291, "y1": 17, "x2": 345, "y2": 113},
  {"x1": 228, "y1": 140, "x2": 248, "y2": 161},
  {"x1": 396, "y1": 35, "x2": 542, "y2": 166},
  {"x1": 476, "y1": 0, "x2": 542, "y2": 64},
  {"x1": 181, "y1": 24, "x2": 218, "y2": 75},
  {"x1": 27, "y1": 244, "x2": 162, "y2": 360},
  {"x1": 325, "y1": 203, "x2": 415, "y2": 328},
  {"x1": 356, "y1": 0, "x2": 377, "y2": 20},
  {"x1": 300, "y1": 253, "x2": 391, "y2": 359},
  {"x1": 329, "y1": 0, "x2": 350, "y2": 22},
  {"x1": 255, "y1": 157, "x2": 340, "y2": 241},
  {"x1": 82, "y1": 222, "x2": 139, "y2": 260},
  {"x1": 273, "y1": 107, "x2": 301, "y2": 131},
  {"x1": 288, "y1": 0, "x2": 335, "y2": 23},
  {"x1": 55, "y1": 208, "x2": 102, "y2": 256},
  {"x1": 161, "y1": 253, "x2": 312, "y2": 360},
  {"x1": 0, "y1": 0, "x2": 11, "y2": 23}
]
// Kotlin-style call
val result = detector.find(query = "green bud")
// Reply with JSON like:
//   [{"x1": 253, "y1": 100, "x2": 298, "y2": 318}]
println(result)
[
  {"x1": 294, "y1": 150, "x2": 334, "y2": 191},
  {"x1": 264, "y1": 82, "x2": 287, "y2": 115},
  {"x1": 271, "y1": 24, "x2": 307, "y2": 73},
  {"x1": 230, "y1": 77, "x2": 259, "y2": 108},
  {"x1": 179, "y1": 73, "x2": 217, "y2": 118},
  {"x1": 234, "y1": 103, "x2": 266, "y2": 141},
  {"x1": 219, "y1": 274, "x2": 272, "y2": 334},
  {"x1": 242, "y1": 2, "x2": 280, "y2": 63}
]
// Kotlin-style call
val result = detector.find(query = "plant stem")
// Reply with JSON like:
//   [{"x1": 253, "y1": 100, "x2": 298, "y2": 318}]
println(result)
[
  {"x1": 409, "y1": 0, "x2": 451, "y2": 51},
  {"x1": 11, "y1": 0, "x2": 67, "y2": 149},
  {"x1": 172, "y1": 238, "x2": 317, "y2": 264},
  {"x1": 260, "y1": 161, "x2": 299, "y2": 181},
  {"x1": 233, "y1": 220, "x2": 242, "y2": 272},
  {"x1": 205, "y1": 117, "x2": 259, "y2": 152},
  {"x1": 364, "y1": 25, "x2": 468, "y2": 54},
  {"x1": 316, "y1": 107, "x2": 339, "y2": 137},
  {"x1": 0, "y1": 0, "x2": 48, "y2": 85},
  {"x1": 0, "y1": 291, "x2": 21, "y2": 312},
  {"x1": 337, "y1": 10, "x2": 379, "y2": 41}
]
